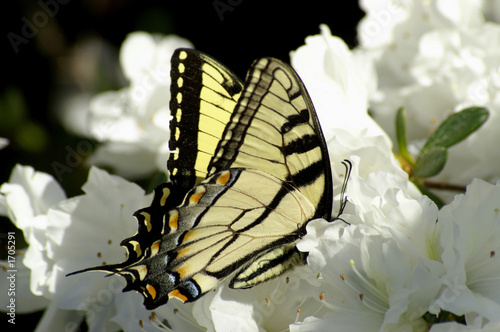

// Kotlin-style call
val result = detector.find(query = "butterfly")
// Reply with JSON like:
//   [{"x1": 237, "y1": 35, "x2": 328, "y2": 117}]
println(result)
[{"x1": 68, "y1": 48, "x2": 346, "y2": 310}]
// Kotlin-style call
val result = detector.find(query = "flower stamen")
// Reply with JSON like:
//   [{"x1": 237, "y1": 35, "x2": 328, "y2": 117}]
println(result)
[
  {"x1": 349, "y1": 260, "x2": 388, "y2": 302},
  {"x1": 335, "y1": 260, "x2": 388, "y2": 314}
]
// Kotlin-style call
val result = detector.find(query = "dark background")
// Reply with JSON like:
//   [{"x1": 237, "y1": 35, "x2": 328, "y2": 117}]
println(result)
[{"x1": 1, "y1": 0, "x2": 363, "y2": 330}]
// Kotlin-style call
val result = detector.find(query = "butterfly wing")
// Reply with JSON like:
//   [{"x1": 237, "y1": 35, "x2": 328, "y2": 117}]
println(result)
[
  {"x1": 66, "y1": 49, "x2": 244, "y2": 284},
  {"x1": 208, "y1": 57, "x2": 332, "y2": 220},
  {"x1": 118, "y1": 168, "x2": 315, "y2": 308},
  {"x1": 68, "y1": 50, "x2": 333, "y2": 310},
  {"x1": 169, "y1": 48, "x2": 244, "y2": 198}
]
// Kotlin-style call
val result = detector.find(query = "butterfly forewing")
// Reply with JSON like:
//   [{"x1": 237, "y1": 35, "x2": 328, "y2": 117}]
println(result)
[
  {"x1": 208, "y1": 57, "x2": 332, "y2": 220},
  {"x1": 169, "y1": 49, "x2": 244, "y2": 196}
]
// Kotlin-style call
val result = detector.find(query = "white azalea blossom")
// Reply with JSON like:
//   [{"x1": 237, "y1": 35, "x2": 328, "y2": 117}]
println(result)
[
  {"x1": 291, "y1": 24, "x2": 416, "y2": 195},
  {"x1": 0, "y1": 137, "x2": 8, "y2": 150},
  {"x1": 291, "y1": 24, "x2": 384, "y2": 143},
  {"x1": 87, "y1": 32, "x2": 193, "y2": 179},
  {"x1": 295, "y1": 221, "x2": 442, "y2": 332},
  {"x1": 193, "y1": 268, "x2": 327, "y2": 332},
  {"x1": 430, "y1": 179, "x2": 500, "y2": 322},
  {"x1": 357, "y1": 0, "x2": 500, "y2": 189},
  {"x1": 0, "y1": 165, "x2": 66, "y2": 311}
]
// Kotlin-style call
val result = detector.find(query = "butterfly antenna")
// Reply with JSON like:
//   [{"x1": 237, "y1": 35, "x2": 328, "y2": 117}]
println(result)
[{"x1": 334, "y1": 159, "x2": 352, "y2": 224}]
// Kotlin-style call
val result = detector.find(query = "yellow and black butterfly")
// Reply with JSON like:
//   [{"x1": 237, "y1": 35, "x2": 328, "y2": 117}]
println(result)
[{"x1": 69, "y1": 48, "x2": 338, "y2": 310}]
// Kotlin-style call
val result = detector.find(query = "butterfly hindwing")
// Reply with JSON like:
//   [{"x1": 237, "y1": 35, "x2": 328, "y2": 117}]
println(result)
[{"x1": 119, "y1": 168, "x2": 315, "y2": 308}]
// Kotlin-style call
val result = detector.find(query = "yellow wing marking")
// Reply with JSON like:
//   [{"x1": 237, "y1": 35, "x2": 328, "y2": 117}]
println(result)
[
  {"x1": 130, "y1": 265, "x2": 148, "y2": 280},
  {"x1": 140, "y1": 212, "x2": 152, "y2": 232},
  {"x1": 160, "y1": 187, "x2": 170, "y2": 206},
  {"x1": 130, "y1": 240, "x2": 142, "y2": 257}
]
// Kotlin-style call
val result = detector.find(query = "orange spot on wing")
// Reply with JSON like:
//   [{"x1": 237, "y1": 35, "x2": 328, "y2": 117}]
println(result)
[
  {"x1": 168, "y1": 289, "x2": 188, "y2": 303},
  {"x1": 176, "y1": 264, "x2": 191, "y2": 278},
  {"x1": 181, "y1": 230, "x2": 196, "y2": 243},
  {"x1": 189, "y1": 187, "x2": 206, "y2": 204},
  {"x1": 169, "y1": 211, "x2": 179, "y2": 231},
  {"x1": 146, "y1": 284, "x2": 157, "y2": 299},
  {"x1": 216, "y1": 171, "x2": 231, "y2": 185},
  {"x1": 150, "y1": 241, "x2": 160, "y2": 256}
]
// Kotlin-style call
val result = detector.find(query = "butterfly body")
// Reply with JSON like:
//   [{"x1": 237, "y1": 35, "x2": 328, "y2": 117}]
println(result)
[{"x1": 69, "y1": 48, "x2": 333, "y2": 310}]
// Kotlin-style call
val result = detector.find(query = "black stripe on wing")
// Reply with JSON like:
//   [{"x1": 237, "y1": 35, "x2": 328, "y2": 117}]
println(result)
[
  {"x1": 168, "y1": 48, "x2": 244, "y2": 198},
  {"x1": 207, "y1": 57, "x2": 333, "y2": 220}
]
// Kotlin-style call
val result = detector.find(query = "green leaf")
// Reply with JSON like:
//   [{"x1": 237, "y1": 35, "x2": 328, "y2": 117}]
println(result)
[
  {"x1": 422, "y1": 107, "x2": 489, "y2": 153},
  {"x1": 395, "y1": 106, "x2": 414, "y2": 164},
  {"x1": 413, "y1": 146, "x2": 448, "y2": 178}
]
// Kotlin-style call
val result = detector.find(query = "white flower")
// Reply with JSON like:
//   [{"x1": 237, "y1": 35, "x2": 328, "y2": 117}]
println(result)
[
  {"x1": 0, "y1": 165, "x2": 66, "y2": 324},
  {"x1": 87, "y1": 32, "x2": 193, "y2": 179},
  {"x1": 357, "y1": 0, "x2": 500, "y2": 189},
  {"x1": 294, "y1": 220, "x2": 442, "y2": 332},
  {"x1": 1, "y1": 164, "x2": 66, "y2": 240},
  {"x1": 430, "y1": 179, "x2": 500, "y2": 322},
  {"x1": 193, "y1": 267, "x2": 325, "y2": 332},
  {"x1": 0, "y1": 249, "x2": 50, "y2": 314},
  {"x1": 291, "y1": 24, "x2": 384, "y2": 142},
  {"x1": 0, "y1": 165, "x2": 66, "y2": 312},
  {"x1": 290, "y1": 24, "x2": 414, "y2": 199},
  {"x1": 358, "y1": 0, "x2": 484, "y2": 50},
  {"x1": 0, "y1": 137, "x2": 8, "y2": 150},
  {"x1": 293, "y1": 151, "x2": 444, "y2": 331}
]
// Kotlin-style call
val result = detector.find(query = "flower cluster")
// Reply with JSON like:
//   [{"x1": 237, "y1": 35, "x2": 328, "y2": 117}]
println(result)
[
  {"x1": 2, "y1": 1, "x2": 500, "y2": 331},
  {"x1": 357, "y1": 0, "x2": 500, "y2": 187}
]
